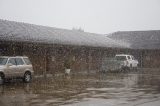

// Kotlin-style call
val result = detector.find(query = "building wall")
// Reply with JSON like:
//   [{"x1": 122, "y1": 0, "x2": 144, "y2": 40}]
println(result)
[
  {"x1": 142, "y1": 50, "x2": 160, "y2": 68},
  {"x1": 0, "y1": 41, "x2": 160, "y2": 75}
]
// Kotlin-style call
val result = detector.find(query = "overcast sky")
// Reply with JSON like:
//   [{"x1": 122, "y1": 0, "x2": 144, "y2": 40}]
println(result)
[{"x1": 0, "y1": 0, "x2": 160, "y2": 34}]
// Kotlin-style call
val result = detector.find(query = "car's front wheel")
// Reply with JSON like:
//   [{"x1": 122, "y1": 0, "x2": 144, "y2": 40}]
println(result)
[{"x1": 23, "y1": 72, "x2": 32, "y2": 83}]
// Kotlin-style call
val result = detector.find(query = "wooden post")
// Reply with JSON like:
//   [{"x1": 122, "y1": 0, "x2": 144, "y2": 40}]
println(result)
[
  {"x1": 44, "y1": 46, "x2": 47, "y2": 78},
  {"x1": 141, "y1": 50, "x2": 143, "y2": 68},
  {"x1": 88, "y1": 50, "x2": 91, "y2": 74}
]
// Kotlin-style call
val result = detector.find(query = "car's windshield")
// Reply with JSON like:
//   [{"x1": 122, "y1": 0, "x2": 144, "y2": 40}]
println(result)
[
  {"x1": 23, "y1": 58, "x2": 31, "y2": 65},
  {"x1": 0, "y1": 58, "x2": 8, "y2": 65},
  {"x1": 115, "y1": 56, "x2": 127, "y2": 61}
]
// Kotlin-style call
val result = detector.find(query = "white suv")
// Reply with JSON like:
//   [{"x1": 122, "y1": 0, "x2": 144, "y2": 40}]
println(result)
[
  {"x1": 115, "y1": 54, "x2": 138, "y2": 70},
  {"x1": 0, "y1": 56, "x2": 34, "y2": 84}
]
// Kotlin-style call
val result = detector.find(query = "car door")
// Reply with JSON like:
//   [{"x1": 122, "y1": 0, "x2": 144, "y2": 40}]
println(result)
[
  {"x1": 127, "y1": 56, "x2": 132, "y2": 67},
  {"x1": 131, "y1": 56, "x2": 138, "y2": 67},
  {"x1": 15, "y1": 58, "x2": 26, "y2": 77},
  {"x1": 5, "y1": 58, "x2": 18, "y2": 78}
]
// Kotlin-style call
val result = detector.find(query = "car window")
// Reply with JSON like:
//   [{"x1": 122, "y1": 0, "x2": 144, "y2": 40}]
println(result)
[
  {"x1": 115, "y1": 56, "x2": 127, "y2": 61},
  {"x1": 127, "y1": 56, "x2": 131, "y2": 59},
  {"x1": 132, "y1": 56, "x2": 135, "y2": 60},
  {"x1": 23, "y1": 58, "x2": 31, "y2": 65},
  {"x1": 0, "y1": 58, "x2": 8, "y2": 65},
  {"x1": 8, "y1": 58, "x2": 16, "y2": 65},
  {"x1": 16, "y1": 58, "x2": 24, "y2": 65}
]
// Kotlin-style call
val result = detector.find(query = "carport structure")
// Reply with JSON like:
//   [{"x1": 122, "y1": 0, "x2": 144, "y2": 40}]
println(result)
[
  {"x1": 1, "y1": 19, "x2": 159, "y2": 75},
  {"x1": 108, "y1": 31, "x2": 160, "y2": 68},
  {"x1": 0, "y1": 19, "x2": 131, "y2": 75}
]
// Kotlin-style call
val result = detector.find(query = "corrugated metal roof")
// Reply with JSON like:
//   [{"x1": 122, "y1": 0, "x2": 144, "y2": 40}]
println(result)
[
  {"x1": 0, "y1": 19, "x2": 129, "y2": 48},
  {"x1": 108, "y1": 31, "x2": 160, "y2": 49}
]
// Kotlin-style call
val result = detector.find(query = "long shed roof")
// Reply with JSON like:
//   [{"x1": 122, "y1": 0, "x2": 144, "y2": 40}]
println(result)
[
  {"x1": 108, "y1": 31, "x2": 160, "y2": 49},
  {"x1": 0, "y1": 19, "x2": 129, "y2": 48}
]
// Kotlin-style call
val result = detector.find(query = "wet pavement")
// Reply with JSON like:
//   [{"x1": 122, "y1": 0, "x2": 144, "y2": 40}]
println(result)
[{"x1": 0, "y1": 68, "x2": 160, "y2": 106}]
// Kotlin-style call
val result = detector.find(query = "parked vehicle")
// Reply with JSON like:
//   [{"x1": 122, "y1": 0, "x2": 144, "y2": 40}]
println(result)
[
  {"x1": 100, "y1": 54, "x2": 139, "y2": 72},
  {"x1": 100, "y1": 57, "x2": 123, "y2": 72},
  {"x1": 0, "y1": 56, "x2": 34, "y2": 84},
  {"x1": 115, "y1": 54, "x2": 138, "y2": 70}
]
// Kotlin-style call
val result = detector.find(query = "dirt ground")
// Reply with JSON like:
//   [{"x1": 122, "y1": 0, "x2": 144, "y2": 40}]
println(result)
[{"x1": 0, "y1": 68, "x2": 160, "y2": 106}]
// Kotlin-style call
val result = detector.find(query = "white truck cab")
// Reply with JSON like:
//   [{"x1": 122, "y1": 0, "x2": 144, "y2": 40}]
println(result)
[{"x1": 115, "y1": 54, "x2": 138, "y2": 69}]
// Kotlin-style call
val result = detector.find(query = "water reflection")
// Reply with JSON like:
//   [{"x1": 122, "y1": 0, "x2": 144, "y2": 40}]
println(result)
[{"x1": 0, "y1": 69, "x2": 160, "y2": 106}]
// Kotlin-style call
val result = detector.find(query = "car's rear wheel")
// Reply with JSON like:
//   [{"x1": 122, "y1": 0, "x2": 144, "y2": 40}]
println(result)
[
  {"x1": 0, "y1": 74, "x2": 4, "y2": 85},
  {"x1": 23, "y1": 72, "x2": 32, "y2": 83}
]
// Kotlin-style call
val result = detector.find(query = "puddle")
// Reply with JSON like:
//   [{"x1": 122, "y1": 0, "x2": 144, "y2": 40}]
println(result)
[{"x1": 0, "y1": 68, "x2": 160, "y2": 106}]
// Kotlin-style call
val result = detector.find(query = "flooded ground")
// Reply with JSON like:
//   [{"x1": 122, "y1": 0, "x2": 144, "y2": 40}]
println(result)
[{"x1": 0, "y1": 68, "x2": 160, "y2": 106}]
